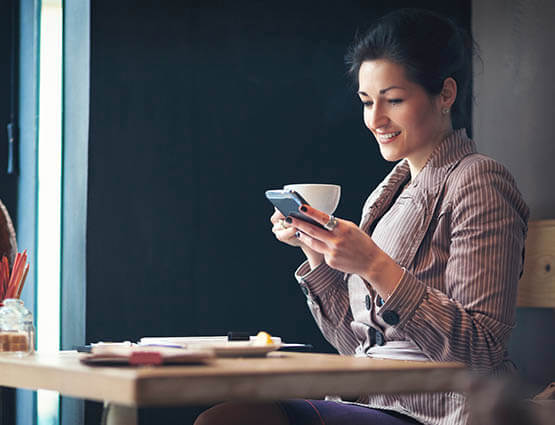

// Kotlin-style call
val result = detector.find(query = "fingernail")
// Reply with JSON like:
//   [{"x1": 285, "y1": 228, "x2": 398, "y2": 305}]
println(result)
[
  {"x1": 295, "y1": 231, "x2": 301, "y2": 238},
  {"x1": 300, "y1": 205, "x2": 308, "y2": 212},
  {"x1": 285, "y1": 217, "x2": 293, "y2": 224}
]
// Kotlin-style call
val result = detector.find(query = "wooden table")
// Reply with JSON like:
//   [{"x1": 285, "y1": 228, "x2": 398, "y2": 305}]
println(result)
[{"x1": 0, "y1": 351, "x2": 468, "y2": 424}]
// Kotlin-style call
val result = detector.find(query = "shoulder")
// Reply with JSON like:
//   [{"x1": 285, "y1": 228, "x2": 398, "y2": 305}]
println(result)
[
  {"x1": 450, "y1": 153, "x2": 515, "y2": 184},
  {"x1": 445, "y1": 152, "x2": 521, "y2": 197},
  {"x1": 445, "y1": 153, "x2": 529, "y2": 221}
]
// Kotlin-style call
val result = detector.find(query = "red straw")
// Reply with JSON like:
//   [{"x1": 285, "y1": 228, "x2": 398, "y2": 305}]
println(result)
[
  {"x1": 0, "y1": 256, "x2": 9, "y2": 299},
  {"x1": 0, "y1": 251, "x2": 30, "y2": 301},
  {"x1": 16, "y1": 263, "x2": 30, "y2": 299},
  {"x1": 8, "y1": 252, "x2": 25, "y2": 298}
]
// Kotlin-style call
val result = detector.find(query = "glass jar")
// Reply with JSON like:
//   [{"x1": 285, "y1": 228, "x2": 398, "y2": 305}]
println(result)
[{"x1": 0, "y1": 298, "x2": 35, "y2": 356}]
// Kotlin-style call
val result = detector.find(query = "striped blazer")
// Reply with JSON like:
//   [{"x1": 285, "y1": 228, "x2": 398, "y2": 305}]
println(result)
[{"x1": 295, "y1": 129, "x2": 529, "y2": 425}]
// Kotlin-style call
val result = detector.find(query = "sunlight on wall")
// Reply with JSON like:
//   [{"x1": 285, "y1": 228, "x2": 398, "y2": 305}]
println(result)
[{"x1": 37, "y1": 0, "x2": 62, "y2": 424}]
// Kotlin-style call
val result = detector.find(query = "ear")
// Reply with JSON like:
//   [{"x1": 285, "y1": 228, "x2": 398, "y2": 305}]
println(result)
[{"x1": 439, "y1": 77, "x2": 457, "y2": 109}]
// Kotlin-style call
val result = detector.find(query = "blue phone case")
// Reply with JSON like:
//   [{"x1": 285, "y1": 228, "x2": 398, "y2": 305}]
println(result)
[{"x1": 265, "y1": 190, "x2": 324, "y2": 228}]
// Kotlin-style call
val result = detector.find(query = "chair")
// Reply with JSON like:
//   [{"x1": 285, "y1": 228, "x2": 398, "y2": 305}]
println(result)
[
  {"x1": 517, "y1": 219, "x2": 555, "y2": 308},
  {"x1": 516, "y1": 220, "x2": 555, "y2": 419},
  {"x1": 467, "y1": 220, "x2": 555, "y2": 424}
]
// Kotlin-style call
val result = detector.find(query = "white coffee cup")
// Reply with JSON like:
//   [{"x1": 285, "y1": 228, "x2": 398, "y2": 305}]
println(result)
[{"x1": 283, "y1": 184, "x2": 341, "y2": 214}]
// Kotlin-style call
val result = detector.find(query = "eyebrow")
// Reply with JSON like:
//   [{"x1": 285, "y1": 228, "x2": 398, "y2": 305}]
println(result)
[{"x1": 357, "y1": 86, "x2": 407, "y2": 96}]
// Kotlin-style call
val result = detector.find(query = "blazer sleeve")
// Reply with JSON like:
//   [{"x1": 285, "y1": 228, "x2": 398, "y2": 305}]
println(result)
[
  {"x1": 376, "y1": 158, "x2": 529, "y2": 373},
  {"x1": 295, "y1": 261, "x2": 358, "y2": 355}
]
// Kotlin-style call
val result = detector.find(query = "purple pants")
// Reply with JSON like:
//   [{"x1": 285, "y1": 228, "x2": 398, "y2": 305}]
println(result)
[{"x1": 276, "y1": 400, "x2": 422, "y2": 425}]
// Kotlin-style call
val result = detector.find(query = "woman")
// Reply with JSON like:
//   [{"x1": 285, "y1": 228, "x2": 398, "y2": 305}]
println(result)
[{"x1": 195, "y1": 8, "x2": 529, "y2": 425}]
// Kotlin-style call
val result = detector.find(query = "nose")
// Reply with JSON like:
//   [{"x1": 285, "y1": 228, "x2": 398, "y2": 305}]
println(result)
[{"x1": 365, "y1": 102, "x2": 388, "y2": 131}]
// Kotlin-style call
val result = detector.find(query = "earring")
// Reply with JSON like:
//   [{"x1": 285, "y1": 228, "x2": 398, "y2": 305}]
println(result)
[{"x1": 442, "y1": 108, "x2": 450, "y2": 115}]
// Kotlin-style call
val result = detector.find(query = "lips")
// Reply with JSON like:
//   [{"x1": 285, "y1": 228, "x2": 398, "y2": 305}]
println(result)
[{"x1": 375, "y1": 131, "x2": 401, "y2": 144}]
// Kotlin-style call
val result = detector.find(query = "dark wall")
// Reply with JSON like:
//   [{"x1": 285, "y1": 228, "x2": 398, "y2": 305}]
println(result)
[
  {"x1": 0, "y1": 0, "x2": 18, "y2": 220},
  {"x1": 86, "y1": 2, "x2": 470, "y2": 423},
  {"x1": 87, "y1": 0, "x2": 470, "y2": 347},
  {"x1": 0, "y1": 2, "x2": 18, "y2": 424}
]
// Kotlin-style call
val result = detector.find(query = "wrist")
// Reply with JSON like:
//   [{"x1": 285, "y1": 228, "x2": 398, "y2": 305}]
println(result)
[
  {"x1": 362, "y1": 252, "x2": 403, "y2": 300},
  {"x1": 301, "y1": 246, "x2": 324, "y2": 270}
]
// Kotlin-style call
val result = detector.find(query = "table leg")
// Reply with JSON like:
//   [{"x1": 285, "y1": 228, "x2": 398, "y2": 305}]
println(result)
[{"x1": 102, "y1": 402, "x2": 137, "y2": 425}]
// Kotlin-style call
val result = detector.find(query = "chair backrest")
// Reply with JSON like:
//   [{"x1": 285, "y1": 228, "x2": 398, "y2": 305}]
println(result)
[
  {"x1": 517, "y1": 220, "x2": 555, "y2": 308},
  {"x1": 0, "y1": 199, "x2": 17, "y2": 267}
]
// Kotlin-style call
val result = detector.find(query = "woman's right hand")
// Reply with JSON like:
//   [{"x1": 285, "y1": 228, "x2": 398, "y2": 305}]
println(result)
[{"x1": 270, "y1": 209, "x2": 324, "y2": 269}]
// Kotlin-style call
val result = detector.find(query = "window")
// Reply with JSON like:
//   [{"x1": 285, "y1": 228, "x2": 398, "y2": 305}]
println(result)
[{"x1": 36, "y1": 0, "x2": 63, "y2": 424}]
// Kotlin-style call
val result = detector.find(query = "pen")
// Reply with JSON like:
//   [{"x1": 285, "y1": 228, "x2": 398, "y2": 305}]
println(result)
[
  {"x1": 278, "y1": 343, "x2": 313, "y2": 352},
  {"x1": 138, "y1": 343, "x2": 185, "y2": 349},
  {"x1": 73, "y1": 345, "x2": 92, "y2": 353}
]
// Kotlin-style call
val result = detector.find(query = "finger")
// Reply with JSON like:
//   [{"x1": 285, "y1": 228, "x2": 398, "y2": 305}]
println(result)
[
  {"x1": 288, "y1": 216, "x2": 332, "y2": 244},
  {"x1": 295, "y1": 230, "x2": 327, "y2": 253},
  {"x1": 272, "y1": 217, "x2": 291, "y2": 232},
  {"x1": 298, "y1": 204, "x2": 332, "y2": 227},
  {"x1": 274, "y1": 216, "x2": 292, "y2": 229},
  {"x1": 270, "y1": 208, "x2": 285, "y2": 224},
  {"x1": 278, "y1": 218, "x2": 290, "y2": 230},
  {"x1": 274, "y1": 226, "x2": 298, "y2": 242}
]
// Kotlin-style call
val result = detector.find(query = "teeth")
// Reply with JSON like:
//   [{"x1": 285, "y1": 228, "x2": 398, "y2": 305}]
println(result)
[{"x1": 376, "y1": 131, "x2": 401, "y2": 141}]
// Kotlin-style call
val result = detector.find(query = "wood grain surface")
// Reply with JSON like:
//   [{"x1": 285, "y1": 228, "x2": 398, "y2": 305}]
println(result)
[
  {"x1": 518, "y1": 220, "x2": 555, "y2": 308},
  {"x1": 0, "y1": 351, "x2": 467, "y2": 407}
]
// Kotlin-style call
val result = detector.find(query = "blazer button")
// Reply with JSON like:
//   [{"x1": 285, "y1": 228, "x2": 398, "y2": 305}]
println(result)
[
  {"x1": 365, "y1": 295, "x2": 371, "y2": 310},
  {"x1": 382, "y1": 310, "x2": 400, "y2": 325},
  {"x1": 376, "y1": 296, "x2": 384, "y2": 307},
  {"x1": 301, "y1": 285, "x2": 309, "y2": 296},
  {"x1": 375, "y1": 330, "x2": 385, "y2": 346}
]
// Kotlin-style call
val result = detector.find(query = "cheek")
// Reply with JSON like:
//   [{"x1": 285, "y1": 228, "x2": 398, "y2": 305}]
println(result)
[
  {"x1": 363, "y1": 109, "x2": 371, "y2": 129},
  {"x1": 401, "y1": 103, "x2": 435, "y2": 132}
]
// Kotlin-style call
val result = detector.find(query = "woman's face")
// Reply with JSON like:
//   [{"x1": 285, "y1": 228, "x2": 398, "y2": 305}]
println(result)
[{"x1": 357, "y1": 59, "x2": 451, "y2": 174}]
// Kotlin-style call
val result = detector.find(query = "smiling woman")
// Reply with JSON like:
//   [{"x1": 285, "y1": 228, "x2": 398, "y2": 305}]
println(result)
[{"x1": 198, "y1": 8, "x2": 529, "y2": 425}]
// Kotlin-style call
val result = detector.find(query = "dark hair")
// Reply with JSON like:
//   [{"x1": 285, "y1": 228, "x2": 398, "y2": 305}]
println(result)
[{"x1": 345, "y1": 8, "x2": 476, "y2": 130}]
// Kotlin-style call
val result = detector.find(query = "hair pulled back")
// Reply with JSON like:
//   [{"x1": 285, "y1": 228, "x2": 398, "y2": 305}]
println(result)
[{"x1": 346, "y1": 9, "x2": 476, "y2": 130}]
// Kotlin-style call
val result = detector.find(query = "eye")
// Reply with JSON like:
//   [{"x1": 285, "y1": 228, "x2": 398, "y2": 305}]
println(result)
[
  {"x1": 362, "y1": 100, "x2": 373, "y2": 108},
  {"x1": 388, "y1": 98, "x2": 403, "y2": 105}
]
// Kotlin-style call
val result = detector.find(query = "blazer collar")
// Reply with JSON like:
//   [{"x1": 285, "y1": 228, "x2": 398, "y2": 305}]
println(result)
[
  {"x1": 413, "y1": 128, "x2": 476, "y2": 192},
  {"x1": 361, "y1": 129, "x2": 476, "y2": 231}
]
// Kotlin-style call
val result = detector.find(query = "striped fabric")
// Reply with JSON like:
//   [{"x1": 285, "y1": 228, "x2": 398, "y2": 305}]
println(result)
[{"x1": 295, "y1": 129, "x2": 529, "y2": 425}]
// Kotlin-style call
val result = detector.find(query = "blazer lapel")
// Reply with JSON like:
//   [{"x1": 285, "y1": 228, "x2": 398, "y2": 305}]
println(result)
[
  {"x1": 390, "y1": 130, "x2": 478, "y2": 269},
  {"x1": 360, "y1": 129, "x2": 477, "y2": 270},
  {"x1": 359, "y1": 160, "x2": 410, "y2": 234}
]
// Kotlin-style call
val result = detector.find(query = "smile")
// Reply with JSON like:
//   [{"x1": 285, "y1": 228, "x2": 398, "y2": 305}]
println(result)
[{"x1": 375, "y1": 131, "x2": 401, "y2": 144}]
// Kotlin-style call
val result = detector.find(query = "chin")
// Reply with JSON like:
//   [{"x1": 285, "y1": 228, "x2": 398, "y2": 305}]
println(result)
[{"x1": 378, "y1": 146, "x2": 404, "y2": 163}]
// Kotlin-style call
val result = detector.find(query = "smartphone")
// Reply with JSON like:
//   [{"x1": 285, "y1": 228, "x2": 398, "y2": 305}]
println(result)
[{"x1": 265, "y1": 189, "x2": 325, "y2": 229}]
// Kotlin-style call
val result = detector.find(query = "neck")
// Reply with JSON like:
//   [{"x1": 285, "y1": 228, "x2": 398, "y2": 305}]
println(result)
[{"x1": 407, "y1": 126, "x2": 453, "y2": 181}]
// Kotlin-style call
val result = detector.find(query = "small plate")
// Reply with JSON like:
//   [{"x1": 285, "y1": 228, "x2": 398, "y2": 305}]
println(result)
[
  {"x1": 139, "y1": 336, "x2": 282, "y2": 347},
  {"x1": 212, "y1": 343, "x2": 281, "y2": 358},
  {"x1": 138, "y1": 336, "x2": 281, "y2": 358}
]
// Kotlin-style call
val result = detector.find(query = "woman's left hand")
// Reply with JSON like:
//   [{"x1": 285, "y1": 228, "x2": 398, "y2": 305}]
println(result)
[{"x1": 289, "y1": 204, "x2": 403, "y2": 296}]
